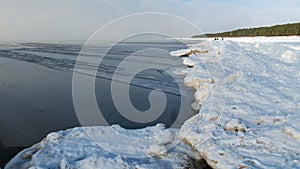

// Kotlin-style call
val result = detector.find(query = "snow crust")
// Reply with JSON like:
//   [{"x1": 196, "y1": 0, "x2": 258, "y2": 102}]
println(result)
[
  {"x1": 225, "y1": 36, "x2": 300, "y2": 42},
  {"x1": 5, "y1": 124, "x2": 199, "y2": 169},
  {"x1": 179, "y1": 37, "x2": 300, "y2": 168}
]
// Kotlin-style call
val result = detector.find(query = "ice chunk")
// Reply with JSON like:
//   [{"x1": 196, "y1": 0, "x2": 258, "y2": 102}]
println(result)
[
  {"x1": 5, "y1": 125, "x2": 196, "y2": 169},
  {"x1": 148, "y1": 144, "x2": 168, "y2": 157},
  {"x1": 281, "y1": 50, "x2": 297, "y2": 63},
  {"x1": 170, "y1": 49, "x2": 192, "y2": 57}
]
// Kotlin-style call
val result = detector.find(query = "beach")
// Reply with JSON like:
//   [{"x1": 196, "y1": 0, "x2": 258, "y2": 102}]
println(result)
[{"x1": 4, "y1": 37, "x2": 300, "y2": 168}]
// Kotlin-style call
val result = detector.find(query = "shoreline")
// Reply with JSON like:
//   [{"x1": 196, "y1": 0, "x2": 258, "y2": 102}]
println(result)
[
  {"x1": 0, "y1": 41, "x2": 197, "y2": 167},
  {"x1": 3, "y1": 36, "x2": 300, "y2": 168}
]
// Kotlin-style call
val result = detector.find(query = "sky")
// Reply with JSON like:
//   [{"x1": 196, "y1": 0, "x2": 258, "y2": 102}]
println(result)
[{"x1": 0, "y1": 0, "x2": 299, "y2": 41}]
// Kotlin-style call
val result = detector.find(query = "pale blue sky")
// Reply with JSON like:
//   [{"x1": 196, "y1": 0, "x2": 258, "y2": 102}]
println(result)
[{"x1": 0, "y1": 0, "x2": 299, "y2": 41}]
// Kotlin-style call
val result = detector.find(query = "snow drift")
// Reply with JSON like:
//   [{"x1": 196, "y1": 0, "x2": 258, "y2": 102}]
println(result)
[{"x1": 179, "y1": 37, "x2": 300, "y2": 168}]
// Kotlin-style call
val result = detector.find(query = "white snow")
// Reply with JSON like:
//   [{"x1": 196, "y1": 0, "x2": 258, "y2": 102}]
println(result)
[
  {"x1": 148, "y1": 144, "x2": 168, "y2": 157},
  {"x1": 222, "y1": 36, "x2": 300, "y2": 42},
  {"x1": 170, "y1": 48, "x2": 191, "y2": 57},
  {"x1": 179, "y1": 37, "x2": 300, "y2": 168},
  {"x1": 183, "y1": 57, "x2": 196, "y2": 67},
  {"x1": 281, "y1": 50, "x2": 298, "y2": 63},
  {"x1": 5, "y1": 124, "x2": 199, "y2": 169}
]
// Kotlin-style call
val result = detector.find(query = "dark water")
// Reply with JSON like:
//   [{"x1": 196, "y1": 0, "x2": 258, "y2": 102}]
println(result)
[{"x1": 0, "y1": 38, "x2": 196, "y2": 167}]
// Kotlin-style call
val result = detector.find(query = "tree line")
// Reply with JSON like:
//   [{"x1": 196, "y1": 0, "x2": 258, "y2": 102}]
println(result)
[{"x1": 192, "y1": 22, "x2": 300, "y2": 38}]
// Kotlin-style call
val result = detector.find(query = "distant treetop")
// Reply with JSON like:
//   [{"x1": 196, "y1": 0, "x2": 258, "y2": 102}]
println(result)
[{"x1": 193, "y1": 22, "x2": 300, "y2": 38}]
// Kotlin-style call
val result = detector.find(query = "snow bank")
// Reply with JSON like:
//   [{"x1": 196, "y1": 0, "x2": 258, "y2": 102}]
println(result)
[
  {"x1": 5, "y1": 124, "x2": 200, "y2": 169},
  {"x1": 179, "y1": 38, "x2": 300, "y2": 168},
  {"x1": 224, "y1": 36, "x2": 300, "y2": 42},
  {"x1": 171, "y1": 45, "x2": 220, "y2": 112}
]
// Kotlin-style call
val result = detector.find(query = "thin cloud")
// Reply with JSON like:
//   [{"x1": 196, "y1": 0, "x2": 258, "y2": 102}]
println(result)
[{"x1": 0, "y1": 0, "x2": 299, "y2": 41}]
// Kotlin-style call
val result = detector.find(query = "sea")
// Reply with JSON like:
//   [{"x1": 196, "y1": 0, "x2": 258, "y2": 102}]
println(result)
[{"x1": 0, "y1": 37, "x2": 199, "y2": 167}]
